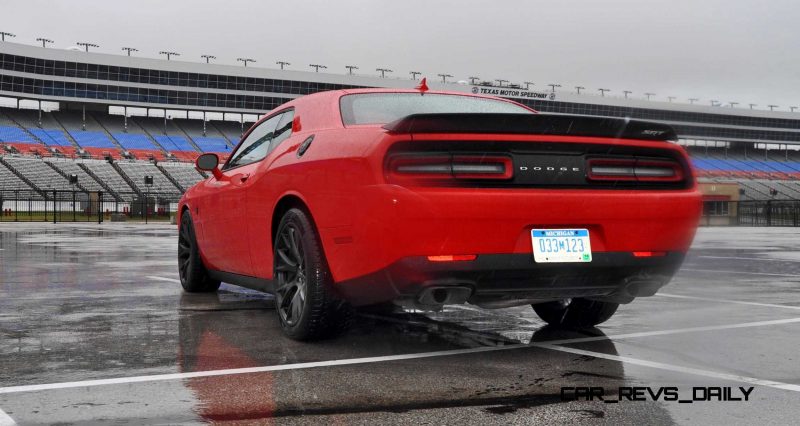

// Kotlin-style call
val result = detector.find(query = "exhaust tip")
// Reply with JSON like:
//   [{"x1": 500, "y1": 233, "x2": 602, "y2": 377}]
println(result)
[{"x1": 417, "y1": 286, "x2": 473, "y2": 306}]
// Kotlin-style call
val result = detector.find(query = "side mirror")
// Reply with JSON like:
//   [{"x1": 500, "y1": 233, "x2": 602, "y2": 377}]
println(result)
[{"x1": 195, "y1": 153, "x2": 223, "y2": 180}]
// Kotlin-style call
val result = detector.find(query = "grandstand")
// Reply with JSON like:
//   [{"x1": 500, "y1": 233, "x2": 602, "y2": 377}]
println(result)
[{"x1": 2, "y1": 39, "x2": 800, "y2": 220}]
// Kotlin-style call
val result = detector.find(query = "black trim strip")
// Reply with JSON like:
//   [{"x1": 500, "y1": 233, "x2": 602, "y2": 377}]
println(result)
[{"x1": 207, "y1": 269, "x2": 275, "y2": 293}]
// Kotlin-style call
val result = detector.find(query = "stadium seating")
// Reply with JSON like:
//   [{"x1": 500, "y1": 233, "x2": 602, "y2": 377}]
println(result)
[
  {"x1": 3, "y1": 157, "x2": 73, "y2": 191},
  {"x1": 115, "y1": 161, "x2": 181, "y2": 195},
  {"x1": 0, "y1": 125, "x2": 37, "y2": 143},
  {"x1": 45, "y1": 158, "x2": 106, "y2": 192},
  {"x1": 68, "y1": 130, "x2": 117, "y2": 148},
  {"x1": 28, "y1": 128, "x2": 74, "y2": 147},
  {"x1": 159, "y1": 162, "x2": 205, "y2": 189},
  {"x1": 11, "y1": 104, "x2": 800, "y2": 203},
  {"x1": 194, "y1": 137, "x2": 232, "y2": 153}
]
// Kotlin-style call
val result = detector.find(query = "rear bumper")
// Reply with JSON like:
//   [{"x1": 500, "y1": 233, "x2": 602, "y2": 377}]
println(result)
[
  {"x1": 319, "y1": 185, "x2": 702, "y2": 285},
  {"x1": 335, "y1": 251, "x2": 685, "y2": 307}
]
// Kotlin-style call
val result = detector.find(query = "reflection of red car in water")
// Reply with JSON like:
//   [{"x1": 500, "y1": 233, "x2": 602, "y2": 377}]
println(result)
[{"x1": 177, "y1": 85, "x2": 701, "y2": 340}]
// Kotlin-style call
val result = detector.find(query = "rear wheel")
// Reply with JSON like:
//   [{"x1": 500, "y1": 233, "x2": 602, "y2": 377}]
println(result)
[
  {"x1": 532, "y1": 298, "x2": 618, "y2": 328},
  {"x1": 178, "y1": 211, "x2": 220, "y2": 293},
  {"x1": 273, "y1": 208, "x2": 352, "y2": 340}
]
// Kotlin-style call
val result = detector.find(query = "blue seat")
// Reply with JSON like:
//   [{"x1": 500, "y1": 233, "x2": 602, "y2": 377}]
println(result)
[
  {"x1": 114, "y1": 133, "x2": 156, "y2": 150},
  {"x1": 68, "y1": 130, "x2": 116, "y2": 148},
  {"x1": 0, "y1": 125, "x2": 36, "y2": 143},
  {"x1": 194, "y1": 137, "x2": 230, "y2": 152}
]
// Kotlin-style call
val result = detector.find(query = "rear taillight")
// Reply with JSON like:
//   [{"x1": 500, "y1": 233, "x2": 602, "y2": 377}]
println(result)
[
  {"x1": 587, "y1": 158, "x2": 684, "y2": 182},
  {"x1": 388, "y1": 154, "x2": 513, "y2": 182}
]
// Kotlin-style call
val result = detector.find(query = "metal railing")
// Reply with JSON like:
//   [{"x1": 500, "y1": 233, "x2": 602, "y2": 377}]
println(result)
[
  {"x1": 0, "y1": 190, "x2": 180, "y2": 223},
  {"x1": 702, "y1": 200, "x2": 800, "y2": 226}
]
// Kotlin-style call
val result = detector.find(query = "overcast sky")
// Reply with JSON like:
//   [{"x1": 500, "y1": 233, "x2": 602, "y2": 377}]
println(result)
[{"x1": 2, "y1": 0, "x2": 798, "y2": 109}]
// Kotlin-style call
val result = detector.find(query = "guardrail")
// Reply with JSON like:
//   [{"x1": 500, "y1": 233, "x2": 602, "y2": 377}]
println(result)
[{"x1": 0, "y1": 190, "x2": 180, "y2": 223}]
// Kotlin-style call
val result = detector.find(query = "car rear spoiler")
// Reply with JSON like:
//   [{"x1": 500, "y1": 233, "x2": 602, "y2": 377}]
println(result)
[{"x1": 382, "y1": 113, "x2": 678, "y2": 142}]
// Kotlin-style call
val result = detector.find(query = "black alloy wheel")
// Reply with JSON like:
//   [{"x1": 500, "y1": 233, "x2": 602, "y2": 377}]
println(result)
[
  {"x1": 178, "y1": 212, "x2": 220, "y2": 293},
  {"x1": 274, "y1": 222, "x2": 307, "y2": 327},
  {"x1": 273, "y1": 208, "x2": 352, "y2": 340}
]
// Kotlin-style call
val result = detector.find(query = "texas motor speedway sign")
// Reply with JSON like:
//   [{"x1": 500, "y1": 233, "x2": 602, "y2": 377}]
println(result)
[{"x1": 471, "y1": 86, "x2": 556, "y2": 101}]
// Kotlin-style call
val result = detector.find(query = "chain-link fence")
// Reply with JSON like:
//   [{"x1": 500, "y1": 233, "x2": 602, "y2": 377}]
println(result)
[
  {"x1": 702, "y1": 200, "x2": 800, "y2": 226},
  {"x1": 0, "y1": 190, "x2": 180, "y2": 223}
]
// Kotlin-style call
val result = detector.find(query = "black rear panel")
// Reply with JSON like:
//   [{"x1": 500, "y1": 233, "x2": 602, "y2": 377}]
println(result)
[{"x1": 386, "y1": 140, "x2": 693, "y2": 190}]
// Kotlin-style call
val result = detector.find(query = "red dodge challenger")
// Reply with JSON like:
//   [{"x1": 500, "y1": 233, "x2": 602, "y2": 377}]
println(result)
[{"x1": 177, "y1": 87, "x2": 702, "y2": 340}]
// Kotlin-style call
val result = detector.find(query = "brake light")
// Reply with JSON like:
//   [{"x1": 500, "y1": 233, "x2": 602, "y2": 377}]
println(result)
[
  {"x1": 632, "y1": 251, "x2": 667, "y2": 258},
  {"x1": 587, "y1": 158, "x2": 684, "y2": 182},
  {"x1": 427, "y1": 254, "x2": 477, "y2": 262},
  {"x1": 388, "y1": 154, "x2": 513, "y2": 182}
]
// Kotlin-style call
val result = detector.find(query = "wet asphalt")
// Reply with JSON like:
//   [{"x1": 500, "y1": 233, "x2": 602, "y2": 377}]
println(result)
[{"x1": 0, "y1": 224, "x2": 799, "y2": 425}]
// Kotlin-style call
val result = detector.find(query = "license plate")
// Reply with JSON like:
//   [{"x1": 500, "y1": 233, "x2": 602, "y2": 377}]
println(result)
[{"x1": 531, "y1": 229, "x2": 592, "y2": 263}]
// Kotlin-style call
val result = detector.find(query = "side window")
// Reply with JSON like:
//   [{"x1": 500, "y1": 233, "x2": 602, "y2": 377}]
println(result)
[
  {"x1": 224, "y1": 113, "x2": 282, "y2": 169},
  {"x1": 269, "y1": 110, "x2": 294, "y2": 153}
]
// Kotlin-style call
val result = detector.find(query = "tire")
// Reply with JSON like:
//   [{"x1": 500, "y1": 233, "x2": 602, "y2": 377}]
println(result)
[
  {"x1": 178, "y1": 211, "x2": 221, "y2": 293},
  {"x1": 532, "y1": 298, "x2": 618, "y2": 328},
  {"x1": 273, "y1": 208, "x2": 352, "y2": 340}
]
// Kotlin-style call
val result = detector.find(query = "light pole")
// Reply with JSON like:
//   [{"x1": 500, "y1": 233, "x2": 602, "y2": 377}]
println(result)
[
  {"x1": 598, "y1": 88, "x2": 610, "y2": 97},
  {"x1": 469, "y1": 76, "x2": 480, "y2": 85},
  {"x1": 345, "y1": 65, "x2": 358, "y2": 75},
  {"x1": 749, "y1": 103, "x2": 757, "y2": 110},
  {"x1": 729, "y1": 102, "x2": 739, "y2": 108},
  {"x1": 791, "y1": 106, "x2": 798, "y2": 113},
  {"x1": 495, "y1": 79, "x2": 508, "y2": 87},
  {"x1": 644, "y1": 92, "x2": 655, "y2": 100},
  {"x1": 0, "y1": 32, "x2": 16, "y2": 42},
  {"x1": 376, "y1": 68, "x2": 393, "y2": 78},
  {"x1": 437, "y1": 73, "x2": 452, "y2": 83},
  {"x1": 575, "y1": 86, "x2": 585, "y2": 94},
  {"x1": 523, "y1": 81, "x2": 534, "y2": 90},
  {"x1": 768, "y1": 104, "x2": 778, "y2": 111},
  {"x1": 710, "y1": 100, "x2": 720, "y2": 106},
  {"x1": 309, "y1": 64, "x2": 327, "y2": 72},
  {"x1": 201, "y1": 54, "x2": 216, "y2": 63},
  {"x1": 623, "y1": 90, "x2": 632, "y2": 99},
  {"x1": 548, "y1": 83, "x2": 561, "y2": 92},
  {"x1": 76, "y1": 42, "x2": 98, "y2": 52},
  {"x1": 276, "y1": 61, "x2": 290, "y2": 70},
  {"x1": 409, "y1": 71, "x2": 421, "y2": 80},
  {"x1": 689, "y1": 98, "x2": 699, "y2": 104},
  {"x1": 159, "y1": 51, "x2": 180, "y2": 60},
  {"x1": 122, "y1": 47, "x2": 138, "y2": 56},
  {"x1": 668, "y1": 96, "x2": 676, "y2": 103},
  {"x1": 36, "y1": 37, "x2": 53, "y2": 48},
  {"x1": 237, "y1": 58, "x2": 255, "y2": 67}
]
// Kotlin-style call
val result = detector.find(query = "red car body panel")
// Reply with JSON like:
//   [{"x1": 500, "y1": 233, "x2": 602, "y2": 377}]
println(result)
[{"x1": 179, "y1": 88, "x2": 702, "y2": 307}]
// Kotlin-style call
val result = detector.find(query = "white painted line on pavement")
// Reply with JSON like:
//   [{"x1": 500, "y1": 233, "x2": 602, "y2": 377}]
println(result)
[
  {"x1": 680, "y1": 268, "x2": 800, "y2": 278},
  {"x1": 147, "y1": 276, "x2": 180, "y2": 283},
  {"x1": 0, "y1": 407, "x2": 16, "y2": 426},
  {"x1": 657, "y1": 293, "x2": 800, "y2": 311},
  {"x1": 535, "y1": 343, "x2": 800, "y2": 393},
  {"x1": 540, "y1": 317, "x2": 800, "y2": 345},
  {"x1": 0, "y1": 344, "x2": 528, "y2": 395},
  {"x1": 697, "y1": 255, "x2": 800, "y2": 263},
  {"x1": 2, "y1": 316, "x2": 799, "y2": 396}
]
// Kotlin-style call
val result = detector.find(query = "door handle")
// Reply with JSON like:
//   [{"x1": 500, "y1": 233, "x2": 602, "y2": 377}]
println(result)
[{"x1": 236, "y1": 173, "x2": 251, "y2": 184}]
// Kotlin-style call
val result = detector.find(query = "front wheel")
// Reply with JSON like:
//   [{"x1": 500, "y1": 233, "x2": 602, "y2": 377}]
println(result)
[
  {"x1": 532, "y1": 298, "x2": 618, "y2": 328},
  {"x1": 273, "y1": 208, "x2": 352, "y2": 340}
]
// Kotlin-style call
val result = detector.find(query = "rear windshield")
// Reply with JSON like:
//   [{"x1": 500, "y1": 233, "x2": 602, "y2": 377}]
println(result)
[{"x1": 340, "y1": 93, "x2": 533, "y2": 125}]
